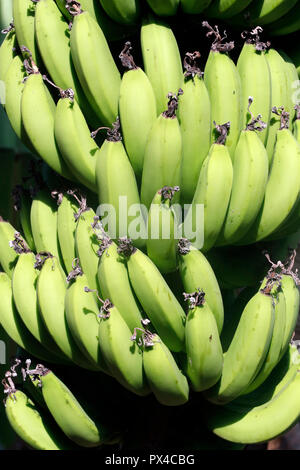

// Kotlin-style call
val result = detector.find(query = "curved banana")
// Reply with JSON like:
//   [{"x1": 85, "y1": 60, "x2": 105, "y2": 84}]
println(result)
[
  {"x1": 56, "y1": 191, "x2": 79, "y2": 275},
  {"x1": 139, "y1": 329, "x2": 189, "y2": 406},
  {"x1": 30, "y1": 190, "x2": 62, "y2": 264},
  {"x1": 141, "y1": 92, "x2": 182, "y2": 209},
  {"x1": 278, "y1": 50, "x2": 299, "y2": 124},
  {"x1": 0, "y1": 25, "x2": 17, "y2": 83},
  {"x1": 206, "y1": 285, "x2": 275, "y2": 405},
  {"x1": 146, "y1": 0, "x2": 180, "y2": 16},
  {"x1": 178, "y1": 240, "x2": 224, "y2": 333},
  {"x1": 95, "y1": 120, "x2": 146, "y2": 248},
  {"x1": 237, "y1": 29, "x2": 271, "y2": 145},
  {"x1": 21, "y1": 70, "x2": 74, "y2": 180},
  {"x1": 0, "y1": 218, "x2": 27, "y2": 277},
  {"x1": 206, "y1": 345, "x2": 300, "y2": 444},
  {"x1": 268, "y1": 2, "x2": 300, "y2": 36},
  {"x1": 5, "y1": 389, "x2": 71, "y2": 450},
  {"x1": 37, "y1": 255, "x2": 97, "y2": 369},
  {"x1": 35, "y1": 0, "x2": 98, "y2": 126},
  {"x1": 97, "y1": 238, "x2": 143, "y2": 332},
  {"x1": 141, "y1": 14, "x2": 183, "y2": 115},
  {"x1": 205, "y1": 0, "x2": 253, "y2": 19},
  {"x1": 95, "y1": 294, "x2": 149, "y2": 396},
  {"x1": 217, "y1": 100, "x2": 269, "y2": 245},
  {"x1": 279, "y1": 272, "x2": 300, "y2": 359},
  {"x1": 203, "y1": 22, "x2": 242, "y2": 158},
  {"x1": 54, "y1": 96, "x2": 98, "y2": 192},
  {"x1": 70, "y1": 8, "x2": 121, "y2": 126},
  {"x1": 99, "y1": 0, "x2": 141, "y2": 24},
  {"x1": 146, "y1": 186, "x2": 179, "y2": 274},
  {"x1": 265, "y1": 48, "x2": 290, "y2": 161},
  {"x1": 12, "y1": 186, "x2": 36, "y2": 252},
  {"x1": 118, "y1": 41, "x2": 157, "y2": 182},
  {"x1": 13, "y1": 0, "x2": 40, "y2": 64},
  {"x1": 177, "y1": 51, "x2": 211, "y2": 204},
  {"x1": 236, "y1": 0, "x2": 298, "y2": 26},
  {"x1": 34, "y1": 366, "x2": 112, "y2": 447},
  {"x1": 185, "y1": 123, "x2": 233, "y2": 252},
  {"x1": 119, "y1": 239, "x2": 186, "y2": 353},
  {"x1": 184, "y1": 289, "x2": 223, "y2": 392},
  {"x1": 180, "y1": 0, "x2": 213, "y2": 14}
]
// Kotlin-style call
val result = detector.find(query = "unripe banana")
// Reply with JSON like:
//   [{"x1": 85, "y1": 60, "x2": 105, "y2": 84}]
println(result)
[
  {"x1": 217, "y1": 100, "x2": 269, "y2": 245},
  {"x1": 99, "y1": 0, "x2": 141, "y2": 24},
  {"x1": 279, "y1": 50, "x2": 299, "y2": 124},
  {"x1": 0, "y1": 25, "x2": 17, "y2": 83},
  {"x1": 70, "y1": 9, "x2": 121, "y2": 126},
  {"x1": 13, "y1": 0, "x2": 40, "y2": 64},
  {"x1": 185, "y1": 123, "x2": 233, "y2": 252},
  {"x1": 141, "y1": 15, "x2": 183, "y2": 115},
  {"x1": 267, "y1": 2, "x2": 300, "y2": 36},
  {"x1": 97, "y1": 238, "x2": 143, "y2": 332},
  {"x1": 203, "y1": 22, "x2": 242, "y2": 158},
  {"x1": 206, "y1": 285, "x2": 275, "y2": 405},
  {"x1": 12, "y1": 186, "x2": 36, "y2": 252},
  {"x1": 0, "y1": 218, "x2": 27, "y2": 277},
  {"x1": 119, "y1": 239, "x2": 186, "y2": 352},
  {"x1": 118, "y1": 41, "x2": 157, "y2": 182},
  {"x1": 180, "y1": 0, "x2": 212, "y2": 14},
  {"x1": 177, "y1": 51, "x2": 211, "y2": 204},
  {"x1": 178, "y1": 240, "x2": 224, "y2": 333},
  {"x1": 37, "y1": 255, "x2": 97, "y2": 369},
  {"x1": 146, "y1": 0, "x2": 180, "y2": 16},
  {"x1": 55, "y1": 191, "x2": 79, "y2": 275},
  {"x1": 237, "y1": 29, "x2": 271, "y2": 145},
  {"x1": 141, "y1": 92, "x2": 183, "y2": 209},
  {"x1": 205, "y1": 0, "x2": 253, "y2": 19},
  {"x1": 184, "y1": 290, "x2": 223, "y2": 392},
  {"x1": 280, "y1": 272, "x2": 300, "y2": 359},
  {"x1": 95, "y1": 120, "x2": 146, "y2": 248},
  {"x1": 5, "y1": 389, "x2": 72, "y2": 450},
  {"x1": 146, "y1": 186, "x2": 179, "y2": 274},
  {"x1": 235, "y1": 0, "x2": 298, "y2": 26},
  {"x1": 96, "y1": 295, "x2": 150, "y2": 396},
  {"x1": 141, "y1": 331, "x2": 189, "y2": 406}
]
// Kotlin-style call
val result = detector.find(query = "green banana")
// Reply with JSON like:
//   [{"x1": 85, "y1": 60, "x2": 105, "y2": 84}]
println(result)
[
  {"x1": 146, "y1": 186, "x2": 179, "y2": 274},
  {"x1": 97, "y1": 237, "x2": 143, "y2": 333},
  {"x1": 55, "y1": 191, "x2": 79, "y2": 275},
  {"x1": 95, "y1": 292, "x2": 149, "y2": 396},
  {"x1": 118, "y1": 41, "x2": 157, "y2": 182},
  {"x1": 206, "y1": 285, "x2": 275, "y2": 405},
  {"x1": 4, "y1": 389, "x2": 72, "y2": 450},
  {"x1": 177, "y1": 51, "x2": 211, "y2": 204},
  {"x1": 239, "y1": 108, "x2": 300, "y2": 243},
  {"x1": 35, "y1": 0, "x2": 98, "y2": 126},
  {"x1": 70, "y1": 9, "x2": 121, "y2": 126},
  {"x1": 0, "y1": 25, "x2": 17, "y2": 83},
  {"x1": 65, "y1": 269, "x2": 109, "y2": 372},
  {"x1": 95, "y1": 120, "x2": 146, "y2": 248},
  {"x1": 236, "y1": 0, "x2": 298, "y2": 26},
  {"x1": 268, "y1": 2, "x2": 300, "y2": 36},
  {"x1": 54, "y1": 96, "x2": 98, "y2": 193},
  {"x1": 237, "y1": 28, "x2": 271, "y2": 145},
  {"x1": 140, "y1": 329, "x2": 189, "y2": 406},
  {"x1": 180, "y1": 0, "x2": 213, "y2": 14},
  {"x1": 205, "y1": 0, "x2": 253, "y2": 18},
  {"x1": 37, "y1": 255, "x2": 97, "y2": 369},
  {"x1": 141, "y1": 14, "x2": 183, "y2": 115},
  {"x1": 119, "y1": 239, "x2": 186, "y2": 353},
  {"x1": 185, "y1": 123, "x2": 233, "y2": 252},
  {"x1": 99, "y1": 0, "x2": 141, "y2": 24},
  {"x1": 203, "y1": 22, "x2": 242, "y2": 159},
  {"x1": 184, "y1": 289, "x2": 223, "y2": 392},
  {"x1": 21, "y1": 69, "x2": 74, "y2": 180},
  {"x1": 13, "y1": 0, "x2": 40, "y2": 64},
  {"x1": 30, "y1": 190, "x2": 62, "y2": 264},
  {"x1": 178, "y1": 240, "x2": 224, "y2": 333},
  {"x1": 278, "y1": 50, "x2": 299, "y2": 124},
  {"x1": 141, "y1": 92, "x2": 182, "y2": 209},
  {"x1": 280, "y1": 272, "x2": 300, "y2": 359},
  {"x1": 206, "y1": 345, "x2": 300, "y2": 444},
  {"x1": 12, "y1": 186, "x2": 35, "y2": 252},
  {"x1": 34, "y1": 366, "x2": 111, "y2": 447},
  {"x1": 146, "y1": 0, "x2": 180, "y2": 16},
  {"x1": 0, "y1": 218, "x2": 27, "y2": 277},
  {"x1": 217, "y1": 99, "x2": 269, "y2": 245},
  {"x1": 0, "y1": 272, "x2": 61, "y2": 363},
  {"x1": 265, "y1": 48, "x2": 290, "y2": 161}
]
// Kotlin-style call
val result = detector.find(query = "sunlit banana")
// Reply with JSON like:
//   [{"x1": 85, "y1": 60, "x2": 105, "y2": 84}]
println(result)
[
  {"x1": 279, "y1": 272, "x2": 300, "y2": 360},
  {"x1": 184, "y1": 289, "x2": 223, "y2": 392},
  {"x1": 237, "y1": 27, "x2": 271, "y2": 145},
  {"x1": 0, "y1": 25, "x2": 17, "y2": 84},
  {"x1": 185, "y1": 123, "x2": 233, "y2": 252},
  {"x1": 177, "y1": 51, "x2": 211, "y2": 204},
  {"x1": 279, "y1": 50, "x2": 299, "y2": 124},
  {"x1": 141, "y1": 14, "x2": 183, "y2": 115},
  {"x1": 12, "y1": 186, "x2": 35, "y2": 252},
  {"x1": 118, "y1": 41, "x2": 157, "y2": 182},
  {"x1": 13, "y1": 0, "x2": 40, "y2": 64},
  {"x1": 203, "y1": 22, "x2": 242, "y2": 158},
  {"x1": 178, "y1": 240, "x2": 224, "y2": 333},
  {"x1": 141, "y1": 91, "x2": 182, "y2": 209},
  {"x1": 0, "y1": 218, "x2": 28, "y2": 277},
  {"x1": 118, "y1": 239, "x2": 186, "y2": 352}
]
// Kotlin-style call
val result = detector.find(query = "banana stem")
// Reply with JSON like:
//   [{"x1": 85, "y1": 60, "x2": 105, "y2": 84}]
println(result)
[
  {"x1": 84, "y1": 286, "x2": 113, "y2": 318},
  {"x1": 66, "y1": 258, "x2": 83, "y2": 283},
  {"x1": 246, "y1": 96, "x2": 267, "y2": 132},
  {"x1": 272, "y1": 106, "x2": 290, "y2": 130},
  {"x1": 119, "y1": 41, "x2": 138, "y2": 71},
  {"x1": 162, "y1": 90, "x2": 183, "y2": 119},
  {"x1": 202, "y1": 21, "x2": 234, "y2": 53},
  {"x1": 213, "y1": 121, "x2": 230, "y2": 145},
  {"x1": 177, "y1": 238, "x2": 191, "y2": 255},
  {"x1": 117, "y1": 237, "x2": 137, "y2": 257},
  {"x1": 241, "y1": 27, "x2": 271, "y2": 52},
  {"x1": 183, "y1": 289, "x2": 206, "y2": 309},
  {"x1": 9, "y1": 231, "x2": 31, "y2": 254},
  {"x1": 158, "y1": 185, "x2": 180, "y2": 203},
  {"x1": 183, "y1": 51, "x2": 203, "y2": 80}
]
